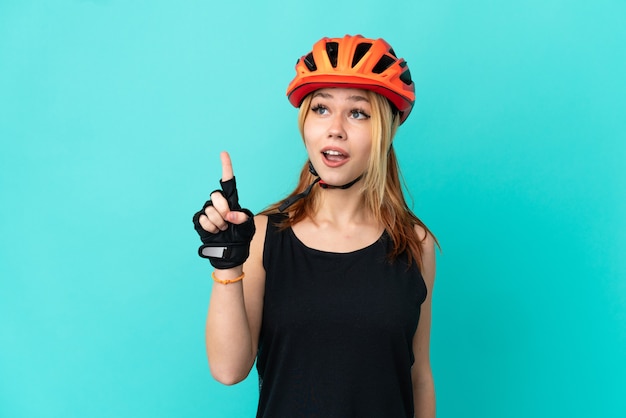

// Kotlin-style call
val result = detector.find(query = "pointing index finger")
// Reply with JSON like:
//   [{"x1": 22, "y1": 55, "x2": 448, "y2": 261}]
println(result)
[{"x1": 220, "y1": 151, "x2": 234, "y2": 181}]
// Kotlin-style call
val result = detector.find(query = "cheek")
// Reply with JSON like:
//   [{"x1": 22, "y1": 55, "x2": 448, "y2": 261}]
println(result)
[
  {"x1": 302, "y1": 129, "x2": 312, "y2": 151},
  {"x1": 355, "y1": 130, "x2": 374, "y2": 156},
  {"x1": 302, "y1": 129, "x2": 315, "y2": 156},
  {"x1": 302, "y1": 121, "x2": 321, "y2": 147}
]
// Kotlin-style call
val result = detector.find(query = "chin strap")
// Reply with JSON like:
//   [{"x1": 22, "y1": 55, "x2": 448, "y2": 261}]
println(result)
[
  {"x1": 278, "y1": 161, "x2": 363, "y2": 212},
  {"x1": 278, "y1": 176, "x2": 321, "y2": 212},
  {"x1": 318, "y1": 175, "x2": 363, "y2": 190}
]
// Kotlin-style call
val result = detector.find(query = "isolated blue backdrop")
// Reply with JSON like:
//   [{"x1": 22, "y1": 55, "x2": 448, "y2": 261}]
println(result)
[{"x1": 1, "y1": 1, "x2": 625, "y2": 417}]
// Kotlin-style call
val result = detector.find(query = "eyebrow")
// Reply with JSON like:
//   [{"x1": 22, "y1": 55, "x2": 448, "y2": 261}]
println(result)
[{"x1": 312, "y1": 91, "x2": 370, "y2": 102}]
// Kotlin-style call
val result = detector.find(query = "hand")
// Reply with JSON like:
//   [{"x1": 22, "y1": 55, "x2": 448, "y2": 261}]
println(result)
[{"x1": 192, "y1": 152, "x2": 256, "y2": 269}]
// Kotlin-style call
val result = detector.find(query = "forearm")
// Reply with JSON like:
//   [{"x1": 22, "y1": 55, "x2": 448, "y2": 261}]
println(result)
[
  {"x1": 205, "y1": 268, "x2": 255, "y2": 385},
  {"x1": 413, "y1": 373, "x2": 436, "y2": 418}
]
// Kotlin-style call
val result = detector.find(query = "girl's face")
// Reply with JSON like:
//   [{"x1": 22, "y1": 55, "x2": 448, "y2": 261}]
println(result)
[{"x1": 303, "y1": 88, "x2": 373, "y2": 188}]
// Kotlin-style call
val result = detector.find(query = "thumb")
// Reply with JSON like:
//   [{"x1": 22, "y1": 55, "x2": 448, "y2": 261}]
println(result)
[{"x1": 226, "y1": 210, "x2": 250, "y2": 225}]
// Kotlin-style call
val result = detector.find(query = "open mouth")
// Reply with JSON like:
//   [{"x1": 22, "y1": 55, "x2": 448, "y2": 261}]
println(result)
[{"x1": 322, "y1": 149, "x2": 348, "y2": 163}]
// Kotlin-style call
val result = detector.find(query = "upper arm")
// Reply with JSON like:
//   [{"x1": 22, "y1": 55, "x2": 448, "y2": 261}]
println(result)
[
  {"x1": 411, "y1": 227, "x2": 437, "y2": 416},
  {"x1": 412, "y1": 227, "x2": 436, "y2": 383},
  {"x1": 241, "y1": 214, "x2": 267, "y2": 359}
]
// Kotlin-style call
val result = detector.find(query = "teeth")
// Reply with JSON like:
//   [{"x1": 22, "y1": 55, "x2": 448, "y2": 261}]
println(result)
[{"x1": 323, "y1": 150, "x2": 343, "y2": 156}]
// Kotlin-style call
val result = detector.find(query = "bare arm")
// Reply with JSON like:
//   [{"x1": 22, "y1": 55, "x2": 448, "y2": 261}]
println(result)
[
  {"x1": 196, "y1": 152, "x2": 266, "y2": 385},
  {"x1": 412, "y1": 229, "x2": 437, "y2": 417},
  {"x1": 205, "y1": 215, "x2": 266, "y2": 385}
]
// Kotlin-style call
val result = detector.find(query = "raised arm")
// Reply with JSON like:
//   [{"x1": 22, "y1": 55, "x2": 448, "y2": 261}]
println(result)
[{"x1": 193, "y1": 151, "x2": 266, "y2": 384}]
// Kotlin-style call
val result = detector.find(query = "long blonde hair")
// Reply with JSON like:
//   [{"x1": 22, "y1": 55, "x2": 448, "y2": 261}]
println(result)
[{"x1": 262, "y1": 90, "x2": 437, "y2": 269}]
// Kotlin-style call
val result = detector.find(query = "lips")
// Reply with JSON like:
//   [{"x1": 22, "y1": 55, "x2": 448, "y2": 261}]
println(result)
[{"x1": 321, "y1": 148, "x2": 349, "y2": 167}]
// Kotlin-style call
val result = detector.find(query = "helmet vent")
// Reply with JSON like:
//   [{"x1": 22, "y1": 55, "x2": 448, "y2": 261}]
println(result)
[
  {"x1": 304, "y1": 52, "x2": 317, "y2": 71},
  {"x1": 399, "y1": 67, "x2": 413, "y2": 85},
  {"x1": 325, "y1": 42, "x2": 339, "y2": 68},
  {"x1": 372, "y1": 55, "x2": 396, "y2": 74},
  {"x1": 352, "y1": 42, "x2": 373, "y2": 67},
  {"x1": 388, "y1": 47, "x2": 397, "y2": 58}
]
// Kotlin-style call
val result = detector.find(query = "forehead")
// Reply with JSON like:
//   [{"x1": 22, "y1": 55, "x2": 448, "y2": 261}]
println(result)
[{"x1": 313, "y1": 88, "x2": 370, "y2": 101}]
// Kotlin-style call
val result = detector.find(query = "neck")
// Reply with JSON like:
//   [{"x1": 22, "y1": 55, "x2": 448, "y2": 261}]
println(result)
[{"x1": 313, "y1": 186, "x2": 371, "y2": 226}]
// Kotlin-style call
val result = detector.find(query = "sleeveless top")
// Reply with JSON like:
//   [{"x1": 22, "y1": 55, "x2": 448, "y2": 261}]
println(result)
[{"x1": 256, "y1": 214, "x2": 427, "y2": 418}]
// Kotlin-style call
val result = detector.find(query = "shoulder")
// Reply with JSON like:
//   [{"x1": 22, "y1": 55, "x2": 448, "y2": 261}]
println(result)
[
  {"x1": 252, "y1": 214, "x2": 269, "y2": 244},
  {"x1": 413, "y1": 224, "x2": 436, "y2": 290},
  {"x1": 244, "y1": 215, "x2": 269, "y2": 287},
  {"x1": 254, "y1": 213, "x2": 269, "y2": 228},
  {"x1": 414, "y1": 224, "x2": 435, "y2": 256},
  {"x1": 247, "y1": 214, "x2": 268, "y2": 260}
]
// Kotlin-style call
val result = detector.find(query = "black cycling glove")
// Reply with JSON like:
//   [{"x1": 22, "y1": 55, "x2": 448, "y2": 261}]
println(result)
[{"x1": 192, "y1": 177, "x2": 256, "y2": 269}]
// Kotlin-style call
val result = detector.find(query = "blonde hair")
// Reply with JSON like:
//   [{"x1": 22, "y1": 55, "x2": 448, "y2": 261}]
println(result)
[{"x1": 263, "y1": 90, "x2": 437, "y2": 269}]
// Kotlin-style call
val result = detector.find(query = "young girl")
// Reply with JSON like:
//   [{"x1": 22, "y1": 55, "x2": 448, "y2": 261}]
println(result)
[{"x1": 193, "y1": 34, "x2": 437, "y2": 418}]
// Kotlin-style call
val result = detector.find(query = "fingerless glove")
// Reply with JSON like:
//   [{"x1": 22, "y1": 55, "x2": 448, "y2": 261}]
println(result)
[{"x1": 192, "y1": 177, "x2": 256, "y2": 269}]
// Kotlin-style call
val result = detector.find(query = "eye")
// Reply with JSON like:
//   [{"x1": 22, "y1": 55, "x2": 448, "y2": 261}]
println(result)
[
  {"x1": 311, "y1": 104, "x2": 328, "y2": 115},
  {"x1": 350, "y1": 109, "x2": 370, "y2": 120}
]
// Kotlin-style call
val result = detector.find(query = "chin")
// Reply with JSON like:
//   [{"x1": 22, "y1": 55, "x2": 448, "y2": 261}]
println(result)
[{"x1": 321, "y1": 175, "x2": 359, "y2": 188}]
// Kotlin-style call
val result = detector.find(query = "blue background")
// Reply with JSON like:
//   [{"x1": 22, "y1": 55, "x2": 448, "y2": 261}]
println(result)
[{"x1": 1, "y1": 0, "x2": 625, "y2": 417}]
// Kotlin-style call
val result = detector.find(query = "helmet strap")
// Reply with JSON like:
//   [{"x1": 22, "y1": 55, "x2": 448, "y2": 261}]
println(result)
[
  {"x1": 278, "y1": 176, "x2": 321, "y2": 212},
  {"x1": 319, "y1": 175, "x2": 363, "y2": 189},
  {"x1": 279, "y1": 161, "x2": 363, "y2": 212}
]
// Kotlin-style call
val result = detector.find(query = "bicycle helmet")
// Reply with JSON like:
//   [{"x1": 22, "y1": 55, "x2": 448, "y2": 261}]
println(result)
[{"x1": 286, "y1": 34, "x2": 415, "y2": 123}]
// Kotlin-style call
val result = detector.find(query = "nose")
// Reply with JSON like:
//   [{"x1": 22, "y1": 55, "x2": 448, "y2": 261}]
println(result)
[{"x1": 327, "y1": 115, "x2": 346, "y2": 140}]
